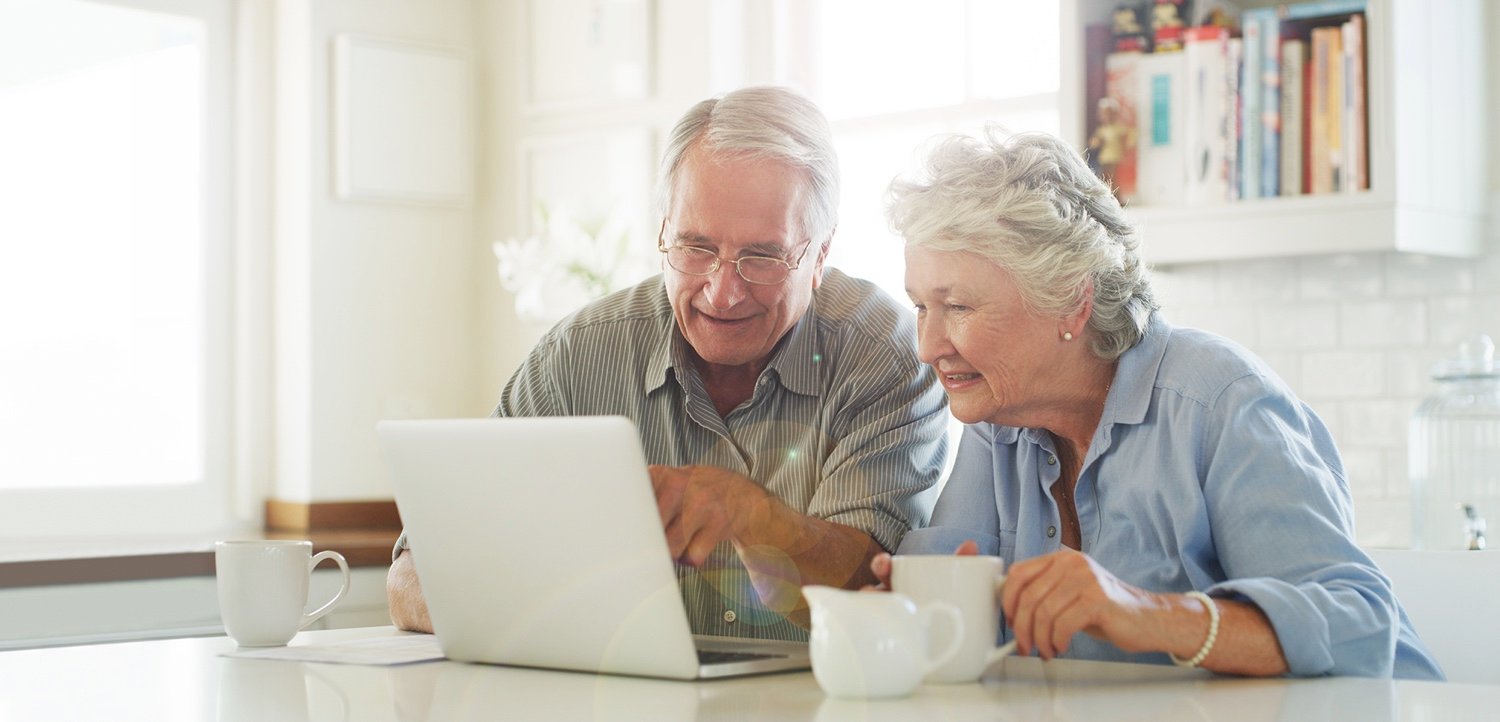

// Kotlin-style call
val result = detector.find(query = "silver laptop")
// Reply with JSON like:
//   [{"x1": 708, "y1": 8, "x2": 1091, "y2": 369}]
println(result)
[{"x1": 377, "y1": 416, "x2": 810, "y2": 680}]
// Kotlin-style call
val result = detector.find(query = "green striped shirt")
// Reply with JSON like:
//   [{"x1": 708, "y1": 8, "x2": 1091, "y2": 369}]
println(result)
[{"x1": 494, "y1": 268, "x2": 948, "y2": 641}]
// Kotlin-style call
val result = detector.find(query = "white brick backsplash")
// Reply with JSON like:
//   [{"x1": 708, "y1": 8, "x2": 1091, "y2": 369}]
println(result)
[
  {"x1": 1256, "y1": 302, "x2": 1338, "y2": 350},
  {"x1": 1388, "y1": 348, "x2": 1449, "y2": 397},
  {"x1": 1150, "y1": 266, "x2": 1216, "y2": 306},
  {"x1": 1339, "y1": 300, "x2": 1427, "y2": 347},
  {"x1": 1473, "y1": 248, "x2": 1500, "y2": 293},
  {"x1": 1166, "y1": 304, "x2": 1258, "y2": 347},
  {"x1": 1385, "y1": 253, "x2": 1477, "y2": 297},
  {"x1": 1299, "y1": 254, "x2": 1384, "y2": 300},
  {"x1": 1384, "y1": 446, "x2": 1411, "y2": 499},
  {"x1": 1302, "y1": 351, "x2": 1385, "y2": 399},
  {"x1": 1340, "y1": 447, "x2": 1387, "y2": 498},
  {"x1": 1353, "y1": 498, "x2": 1411, "y2": 549},
  {"x1": 1341, "y1": 399, "x2": 1416, "y2": 450},
  {"x1": 1215, "y1": 259, "x2": 1299, "y2": 303},
  {"x1": 1427, "y1": 295, "x2": 1500, "y2": 348}
]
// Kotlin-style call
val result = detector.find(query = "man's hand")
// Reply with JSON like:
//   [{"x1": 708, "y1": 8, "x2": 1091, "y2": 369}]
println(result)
[
  {"x1": 648, "y1": 464, "x2": 773, "y2": 566},
  {"x1": 386, "y1": 551, "x2": 433, "y2": 633}
]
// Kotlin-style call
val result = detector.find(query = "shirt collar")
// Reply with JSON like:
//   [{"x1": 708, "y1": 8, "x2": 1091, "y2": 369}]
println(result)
[{"x1": 1107, "y1": 312, "x2": 1170, "y2": 426}]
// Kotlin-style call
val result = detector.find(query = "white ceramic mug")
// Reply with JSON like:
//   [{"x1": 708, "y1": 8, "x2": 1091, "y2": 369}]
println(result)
[
  {"x1": 802, "y1": 585, "x2": 963, "y2": 699},
  {"x1": 215, "y1": 540, "x2": 351, "y2": 647},
  {"x1": 891, "y1": 554, "x2": 1016, "y2": 684}
]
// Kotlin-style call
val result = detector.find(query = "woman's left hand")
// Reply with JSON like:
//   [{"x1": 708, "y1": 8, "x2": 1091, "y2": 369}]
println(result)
[{"x1": 1000, "y1": 548, "x2": 1171, "y2": 659}]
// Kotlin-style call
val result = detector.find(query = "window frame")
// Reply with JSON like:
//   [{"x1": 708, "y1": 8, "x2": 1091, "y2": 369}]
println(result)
[{"x1": 0, "y1": 0, "x2": 238, "y2": 540}]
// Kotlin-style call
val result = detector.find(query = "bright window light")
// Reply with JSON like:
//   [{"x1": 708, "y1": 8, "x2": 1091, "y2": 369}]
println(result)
[{"x1": 0, "y1": 2, "x2": 207, "y2": 490}]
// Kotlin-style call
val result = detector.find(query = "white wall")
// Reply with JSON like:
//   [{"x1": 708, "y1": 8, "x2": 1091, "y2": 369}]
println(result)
[
  {"x1": 1149, "y1": 5, "x2": 1500, "y2": 548},
  {"x1": 268, "y1": 0, "x2": 485, "y2": 505}
]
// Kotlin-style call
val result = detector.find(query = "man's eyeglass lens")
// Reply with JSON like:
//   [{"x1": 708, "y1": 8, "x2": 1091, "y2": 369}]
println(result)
[{"x1": 662, "y1": 246, "x2": 794, "y2": 285}]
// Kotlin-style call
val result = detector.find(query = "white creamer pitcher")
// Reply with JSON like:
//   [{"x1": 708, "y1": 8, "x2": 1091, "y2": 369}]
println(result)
[{"x1": 801, "y1": 585, "x2": 963, "y2": 699}]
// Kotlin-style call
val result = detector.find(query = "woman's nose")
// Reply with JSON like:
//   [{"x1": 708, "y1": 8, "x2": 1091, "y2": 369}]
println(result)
[{"x1": 915, "y1": 315, "x2": 952, "y2": 366}]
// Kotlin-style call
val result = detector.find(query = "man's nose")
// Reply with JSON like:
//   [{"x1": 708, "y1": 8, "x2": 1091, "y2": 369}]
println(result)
[{"x1": 702, "y1": 261, "x2": 748, "y2": 310}]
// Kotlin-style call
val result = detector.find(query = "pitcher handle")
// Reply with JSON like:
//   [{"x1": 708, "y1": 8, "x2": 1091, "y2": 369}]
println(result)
[{"x1": 917, "y1": 602, "x2": 965, "y2": 676}]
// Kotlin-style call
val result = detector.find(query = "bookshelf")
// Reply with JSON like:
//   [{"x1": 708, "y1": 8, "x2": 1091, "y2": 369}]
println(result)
[{"x1": 1061, "y1": 0, "x2": 1486, "y2": 265}]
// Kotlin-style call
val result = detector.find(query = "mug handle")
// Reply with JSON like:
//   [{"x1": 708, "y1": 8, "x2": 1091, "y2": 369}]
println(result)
[
  {"x1": 917, "y1": 602, "x2": 966, "y2": 676},
  {"x1": 299, "y1": 550, "x2": 351, "y2": 631},
  {"x1": 987, "y1": 572, "x2": 1017, "y2": 664}
]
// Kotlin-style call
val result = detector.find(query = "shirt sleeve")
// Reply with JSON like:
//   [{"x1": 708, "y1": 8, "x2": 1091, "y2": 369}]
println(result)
[
  {"x1": 491, "y1": 332, "x2": 568, "y2": 418},
  {"x1": 807, "y1": 356, "x2": 950, "y2": 554},
  {"x1": 1198, "y1": 374, "x2": 1443, "y2": 679}
]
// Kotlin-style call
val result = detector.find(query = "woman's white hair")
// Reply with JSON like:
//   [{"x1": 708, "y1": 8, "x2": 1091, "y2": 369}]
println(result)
[
  {"x1": 656, "y1": 86, "x2": 839, "y2": 244},
  {"x1": 886, "y1": 128, "x2": 1157, "y2": 360}
]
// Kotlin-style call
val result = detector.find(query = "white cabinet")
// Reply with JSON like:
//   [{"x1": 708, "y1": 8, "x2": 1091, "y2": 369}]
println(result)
[{"x1": 1060, "y1": 0, "x2": 1486, "y2": 265}]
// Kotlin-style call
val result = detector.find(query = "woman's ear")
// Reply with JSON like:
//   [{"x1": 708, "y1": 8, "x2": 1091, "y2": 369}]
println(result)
[{"x1": 1061, "y1": 278, "x2": 1095, "y2": 340}]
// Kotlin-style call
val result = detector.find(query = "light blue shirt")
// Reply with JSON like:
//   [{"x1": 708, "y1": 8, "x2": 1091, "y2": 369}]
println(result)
[{"x1": 900, "y1": 313, "x2": 1443, "y2": 680}]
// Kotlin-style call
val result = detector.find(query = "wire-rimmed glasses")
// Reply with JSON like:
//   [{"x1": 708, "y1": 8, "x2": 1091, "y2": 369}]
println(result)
[{"x1": 657, "y1": 222, "x2": 815, "y2": 286}]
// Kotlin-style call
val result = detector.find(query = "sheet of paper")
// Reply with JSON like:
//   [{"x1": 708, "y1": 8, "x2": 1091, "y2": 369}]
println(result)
[{"x1": 222, "y1": 634, "x2": 446, "y2": 666}]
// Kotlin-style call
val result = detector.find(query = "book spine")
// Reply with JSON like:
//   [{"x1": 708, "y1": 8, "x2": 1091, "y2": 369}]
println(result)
[
  {"x1": 1326, "y1": 26, "x2": 1344, "y2": 192},
  {"x1": 1280, "y1": 39, "x2": 1305, "y2": 195},
  {"x1": 1226, "y1": 37, "x2": 1242, "y2": 201},
  {"x1": 1256, "y1": 9, "x2": 1281, "y2": 197},
  {"x1": 1184, "y1": 26, "x2": 1231, "y2": 204},
  {"x1": 1343, "y1": 14, "x2": 1367, "y2": 191},
  {"x1": 1279, "y1": 0, "x2": 1368, "y2": 22},
  {"x1": 1309, "y1": 27, "x2": 1332, "y2": 194},
  {"x1": 1240, "y1": 17, "x2": 1263, "y2": 198},
  {"x1": 1135, "y1": 52, "x2": 1188, "y2": 206}
]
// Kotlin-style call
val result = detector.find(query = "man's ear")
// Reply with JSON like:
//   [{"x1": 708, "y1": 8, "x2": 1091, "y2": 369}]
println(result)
[{"x1": 810, "y1": 230, "x2": 833, "y2": 289}]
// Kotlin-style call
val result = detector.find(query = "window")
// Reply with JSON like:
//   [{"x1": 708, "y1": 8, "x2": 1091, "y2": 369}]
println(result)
[
  {"x1": 786, "y1": 0, "x2": 1062, "y2": 300},
  {"x1": 782, "y1": 0, "x2": 1062, "y2": 479},
  {"x1": 0, "y1": 0, "x2": 233, "y2": 537}
]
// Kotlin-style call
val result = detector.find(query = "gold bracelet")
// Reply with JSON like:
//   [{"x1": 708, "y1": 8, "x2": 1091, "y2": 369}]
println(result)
[{"x1": 1169, "y1": 590, "x2": 1219, "y2": 668}]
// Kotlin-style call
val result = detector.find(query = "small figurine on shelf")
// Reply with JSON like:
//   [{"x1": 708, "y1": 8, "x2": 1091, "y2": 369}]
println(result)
[
  {"x1": 1088, "y1": 97, "x2": 1136, "y2": 200},
  {"x1": 1110, "y1": 3, "x2": 1150, "y2": 52},
  {"x1": 1150, "y1": 0, "x2": 1192, "y2": 52}
]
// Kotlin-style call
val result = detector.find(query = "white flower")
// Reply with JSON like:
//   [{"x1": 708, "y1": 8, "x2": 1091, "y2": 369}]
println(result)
[{"x1": 493, "y1": 203, "x2": 654, "y2": 323}]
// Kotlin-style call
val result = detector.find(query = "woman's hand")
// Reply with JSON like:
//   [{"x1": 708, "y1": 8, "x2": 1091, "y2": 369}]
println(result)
[
  {"x1": 1000, "y1": 548, "x2": 1171, "y2": 660},
  {"x1": 866, "y1": 539, "x2": 982, "y2": 591}
]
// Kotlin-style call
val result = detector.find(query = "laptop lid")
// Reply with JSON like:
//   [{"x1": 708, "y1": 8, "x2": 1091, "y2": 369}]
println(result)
[{"x1": 378, "y1": 416, "x2": 807, "y2": 680}]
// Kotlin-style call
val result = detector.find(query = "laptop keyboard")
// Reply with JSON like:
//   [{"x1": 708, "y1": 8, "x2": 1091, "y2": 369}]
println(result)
[{"x1": 697, "y1": 649, "x2": 785, "y2": 664}]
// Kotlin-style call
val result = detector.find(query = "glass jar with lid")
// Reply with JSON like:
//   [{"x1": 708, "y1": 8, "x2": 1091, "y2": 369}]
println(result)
[{"x1": 1408, "y1": 334, "x2": 1500, "y2": 550}]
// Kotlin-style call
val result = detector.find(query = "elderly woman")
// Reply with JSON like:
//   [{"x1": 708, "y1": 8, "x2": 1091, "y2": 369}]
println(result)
[{"x1": 876, "y1": 129, "x2": 1442, "y2": 679}]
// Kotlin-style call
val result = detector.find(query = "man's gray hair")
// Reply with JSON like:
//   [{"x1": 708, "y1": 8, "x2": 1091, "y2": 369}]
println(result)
[
  {"x1": 656, "y1": 86, "x2": 839, "y2": 244},
  {"x1": 886, "y1": 128, "x2": 1157, "y2": 360}
]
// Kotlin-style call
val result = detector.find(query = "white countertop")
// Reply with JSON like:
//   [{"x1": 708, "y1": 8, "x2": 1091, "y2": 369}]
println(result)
[{"x1": 0, "y1": 626, "x2": 1494, "y2": 721}]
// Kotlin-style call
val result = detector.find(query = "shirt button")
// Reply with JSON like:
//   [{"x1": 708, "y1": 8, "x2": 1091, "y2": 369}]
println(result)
[
  {"x1": 1047, "y1": 455, "x2": 1057, "y2": 466},
  {"x1": 723, "y1": 610, "x2": 738, "y2": 624},
  {"x1": 1047, "y1": 525, "x2": 1057, "y2": 538}
]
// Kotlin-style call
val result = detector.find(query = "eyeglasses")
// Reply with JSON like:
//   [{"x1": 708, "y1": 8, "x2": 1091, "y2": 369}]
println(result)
[{"x1": 657, "y1": 222, "x2": 815, "y2": 286}]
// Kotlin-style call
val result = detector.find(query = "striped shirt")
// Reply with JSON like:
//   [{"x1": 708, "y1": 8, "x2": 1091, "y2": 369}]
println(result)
[{"x1": 494, "y1": 268, "x2": 949, "y2": 641}]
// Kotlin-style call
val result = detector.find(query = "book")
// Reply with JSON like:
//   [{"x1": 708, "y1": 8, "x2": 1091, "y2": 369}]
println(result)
[
  {"x1": 1098, "y1": 51, "x2": 1144, "y2": 202},
  {"x1": 1239, "y1": 13, "x2": 1263, "y2": 198},
  {"x1": 1183, "y1": 26, "x2": 1231, "y2": 204},
  {"x1": 1276, "y1": 0, "x2": 1367, "y2": 21},
  {"x1": 1279, "y1": 39, "x2": 1306, "y2": 196},
  {"x1": 1308, "y1": 26, "x2": 1334, "y2": 194},
  {"x1": 1134, "y1": 50, "x2": 1188, "y2": 206},
  {"x1": 1325, "y1": 25, "x2": 1344, "y2": 192},
  {"x1": 1245, "y1": 7, "x2": 1282, "y2": 198},
  {"x1": 1342, "y1": 14, "x2": 1367, "y2": 191},
  {"x1": 1226, "y1": 37, "x2": 1243, "y2": 200}
]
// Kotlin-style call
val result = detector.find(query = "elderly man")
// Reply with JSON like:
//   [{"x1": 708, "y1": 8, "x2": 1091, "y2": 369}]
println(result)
[{"x1": 387, "y1": 86, "x2": 948, "y2": 641}]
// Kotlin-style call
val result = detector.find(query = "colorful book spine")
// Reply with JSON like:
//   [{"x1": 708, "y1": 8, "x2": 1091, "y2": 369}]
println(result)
[
  {"x1": 1247, "y1": 7, "x2": 1282, "y2": 198},
  {"x1": 1102, "y1": 51, "x2": 1144, "y2": 202},
  {"x1": 1326, "y1": 25, "x2": 1344, "y2": 192},
  {"x1": 1184, "y1": 26, "x2": 1231, "y2": 204},
  {"x1": 1239, "y1": 15, "x2": 1263, "y2": 198},
  {"x1": 1134, "y1": 51, "x2": 1188, "y2": 206},
  {"x1": 1279, "y1": 39, "x2": 1306, "y2": 196},
  {"x1": 1308, "y1": 27, "x2": 1334, "y2": 194},
  {"x1": 1342, "y1": 14, "x2": 1367, "y2": 191},
  {"x1": 1226, "y1": 37, "x2": 1243, "y2": 200}
]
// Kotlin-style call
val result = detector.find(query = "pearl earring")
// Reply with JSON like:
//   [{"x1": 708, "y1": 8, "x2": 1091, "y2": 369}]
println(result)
[{"x1": 1063, "y1": 332, "x2": 1074, "y2": 341}]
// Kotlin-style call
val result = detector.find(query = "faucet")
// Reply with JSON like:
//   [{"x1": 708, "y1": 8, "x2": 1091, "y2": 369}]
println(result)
[{"x1": 1460, "y1": 503, "x2": 1487, "y2": 551}]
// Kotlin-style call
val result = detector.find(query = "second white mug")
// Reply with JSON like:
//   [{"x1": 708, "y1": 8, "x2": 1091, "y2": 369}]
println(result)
[{"x1": 890, "y1": 554, "x2": 1015, "y2": 684}]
